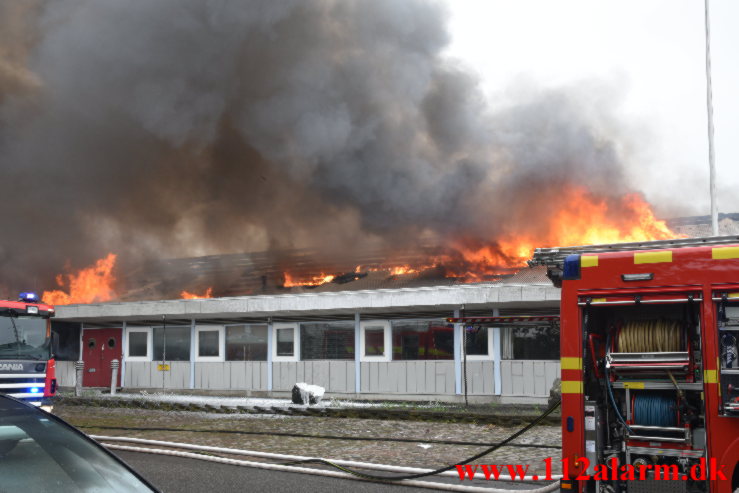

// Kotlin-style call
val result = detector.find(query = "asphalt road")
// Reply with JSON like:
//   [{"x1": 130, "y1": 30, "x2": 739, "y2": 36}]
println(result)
[{"x1": 115, "y1": 450, "x2": 457, "y2": 493}]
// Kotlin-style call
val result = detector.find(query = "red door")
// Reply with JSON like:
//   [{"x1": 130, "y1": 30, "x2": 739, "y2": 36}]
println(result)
[{"x1": 82, "y1": 328, "x2": 122, "y2": 387}]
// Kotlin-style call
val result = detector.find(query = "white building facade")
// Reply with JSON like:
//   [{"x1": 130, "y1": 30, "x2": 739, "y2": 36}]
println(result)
[{"x1": 53, "y1": 280, "x2": 561, "y2": 403}]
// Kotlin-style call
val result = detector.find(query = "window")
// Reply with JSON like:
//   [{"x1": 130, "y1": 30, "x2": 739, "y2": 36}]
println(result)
[
  {"x1": 360, "y1": 320, "x2": 390, "y2": 362},
  {"x1": 51, "y1": 322, "x2": 81, "y2": 361},
  {"x1": 272, "y1": 323, "x2": 298, "y2": 362},
  {"x1": 300, "y1": 322, "x2": 354, "y2": 360},
  {"x1": 365, "y1": 329, "x2": 384, "y2": 355},
  {"x1": 226, "y1": 325, "x2": 267, "y2": 361},
  {"x1": 153, "y1": 326, "x2": 191, "y2": 361},
  {"x1": 128, "y1": 333, "x2": 146, "y2": 356},
  {"x1": 391, "y1": 320, "x2": 453, "y2": 360},
  {"x1": 195, "y1": 326, "x2": 224, "y2": 362},
  {"x1": 502, "y1": 325, "x2": 559, "y2": 360},
  {"x1": 462, "y1": 325, "x2": 493, "y2": 360},
  {"x1": 125, "y1": 328, "x2": 151, "y2": 361}
]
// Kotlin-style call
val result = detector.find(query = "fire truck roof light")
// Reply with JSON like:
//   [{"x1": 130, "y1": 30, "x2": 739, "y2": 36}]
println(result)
[
  {"x1": 19, "y1": 292, "x2": 39, "y2": 303},
  {"x1": 562, "y1": 254, "x2": 581, "y2": 281}
]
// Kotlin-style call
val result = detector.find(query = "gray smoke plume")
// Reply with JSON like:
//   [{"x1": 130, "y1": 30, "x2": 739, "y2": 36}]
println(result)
[{"x1": 0, "y1": 0, "x2": 636, "y2": 296}]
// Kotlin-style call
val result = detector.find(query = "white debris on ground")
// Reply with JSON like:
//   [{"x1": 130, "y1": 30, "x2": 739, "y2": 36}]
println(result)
[
  {"x1": 80, "y1": 389, "x2": 461, "y2": 411},
  {"x1": 291, "y1": 382, "x2": 325, "y2": 405},
  {"x1": 92, "y1": 390, "x2": 380, "y2": 409},
  {"x1": 417, "y1": 443, "x2": 432, "y2": 449}
]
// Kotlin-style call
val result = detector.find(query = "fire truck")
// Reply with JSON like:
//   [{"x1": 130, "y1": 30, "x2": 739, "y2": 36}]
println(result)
[
  {"x1": 0, "y1": 292, "x2": 56, "y2": 410},
  {"x1": 529, "y1": 236, "x2": 739, "y2": 493}
]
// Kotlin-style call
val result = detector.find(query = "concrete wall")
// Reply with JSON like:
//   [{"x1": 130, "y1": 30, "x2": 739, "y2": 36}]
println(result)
[
  {"x1": 56, "y1": 360, "x2": 76, "y2": 387},
  {"x1": 360, "y1": 361, "x2": 456, "y2": 394},
  {"x1": 500, "y1": 360, "x2": 559, "y2": 396},
  {"x1": 272, "y1": 361, "x2": 355, "y2": 393},
  {"x1": 124, "y1": 361, "x2": 190, "y2": 389},
  {"x1": 194, "y1": 362, "x2": 268, "y2": 391}
]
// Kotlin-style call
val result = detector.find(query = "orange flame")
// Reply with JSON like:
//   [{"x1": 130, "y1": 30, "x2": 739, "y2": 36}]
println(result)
[
  {"x1": 280, "y1": 188, "x2": 680, "y2": 286},
  {"x1": 283, "y1": 272, "x2": 336, "y2": 287},
  {"x1": 180, "y1": 287, "x2": 213, "y2": 299},
  {"x1": 42, "y1": 253, "x2": 117, "y2": 305}
]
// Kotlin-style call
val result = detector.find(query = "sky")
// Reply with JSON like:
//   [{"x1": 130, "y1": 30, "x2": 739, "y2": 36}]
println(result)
[{"x1": 445, "y1": 0, "x2": 738, "y2": 218}]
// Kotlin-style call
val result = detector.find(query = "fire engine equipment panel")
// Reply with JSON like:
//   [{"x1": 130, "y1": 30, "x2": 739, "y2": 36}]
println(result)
[
  {"x1": 531, "y1": 237, "x2": 739, "y2": 493},
  {"x1": 579, "y1": 297, "x2": 706, "y2": 493},
  {"x1": 717, "y1": 302, "x2": 739, "y2": 416}
]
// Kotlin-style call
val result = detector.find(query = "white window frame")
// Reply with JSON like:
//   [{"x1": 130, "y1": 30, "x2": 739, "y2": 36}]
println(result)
[
  {"x1": 125, "y1": 327, "x2": 152, "y2": 362},
  {"x1": 360, "y1": 320, "x2": 391, "y2": 362},
  {"x1": 224, "y1": 323, "x2": 269, "y2": 362},
  {"x1": 461, "y1": 326, "x2": 494, "y2": 361},
  {"x1": 195, "y1": 325, "x2": 225, "y2": 362},
  {"x1": 272, "y1": 323, "x2": 299, "y2": 362}
]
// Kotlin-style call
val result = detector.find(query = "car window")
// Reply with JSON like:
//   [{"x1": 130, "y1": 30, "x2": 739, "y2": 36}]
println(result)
[{"x1": 0, "y1": 397, "x2": 156, "y2": 492}]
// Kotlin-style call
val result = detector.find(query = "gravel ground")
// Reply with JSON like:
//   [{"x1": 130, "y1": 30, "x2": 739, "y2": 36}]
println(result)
[{"x1": 55, "y1": 404, "x2": 563, "y2": 475}]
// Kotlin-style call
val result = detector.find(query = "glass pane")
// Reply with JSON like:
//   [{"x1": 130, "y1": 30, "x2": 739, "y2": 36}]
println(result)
[
  {"x1": 226, "y1": 325, "x2": 267, "y2": 361},
  {"x1": 276, "y1": 328, "x2": 294, "y2": 357},
  {"x1": 153, "y1": 326, "x2": 190, "y2": 361},
  {"x1": 198, "y1": 331, "x2": 220, "y2": 357},
  {"x1": 0, "y1": 317, "x2": 50, "y2": 361},
  {"x1": 391, "y1": 320, "x2": 453, "y2": 360},
  {"x1": 364, "y1": 327, "x2": 385, "y2": 356},
  {"x1": 128, "y1": 332, "x2": 147, "y2": 357},
  {"x1": 507, "y1": 325, "x2": 559, "y2": 360},
  {"x1": 464, "y1": 327, "x2": 488, "y2": 356},
  {"x1": 300, "y1": 322, "x2": 354, "y2": 360}
]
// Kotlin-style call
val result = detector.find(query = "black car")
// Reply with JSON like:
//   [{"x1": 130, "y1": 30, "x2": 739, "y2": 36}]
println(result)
[{"x1": 0, "y1": 395, "x2": 158, "y2": 492}]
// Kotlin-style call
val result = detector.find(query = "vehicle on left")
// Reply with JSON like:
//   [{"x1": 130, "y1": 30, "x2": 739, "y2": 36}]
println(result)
[
  {"x1": 0, "y1": 394, "x2": 159, "y2": 491},
  {"x1": 0, "y1": 292, "x2": 57, "y2": 411}
]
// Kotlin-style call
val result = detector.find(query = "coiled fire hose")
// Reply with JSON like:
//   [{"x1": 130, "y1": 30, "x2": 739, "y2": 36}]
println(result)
[
  {"x1": 617, "y1": 320, "x2": 682, "y2": 353},
  {"x1": 632, "y1": 394, "x2": 678, "y2": 427},
  {"x1": 606, "y1": 319, "x2": 686, "y2": 431}
]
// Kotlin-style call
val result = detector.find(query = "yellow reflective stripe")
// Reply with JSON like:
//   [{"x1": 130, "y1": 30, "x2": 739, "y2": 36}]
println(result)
[
  {"x1": 561, "y1": 381, "x2": 583, "y2": 394},
  {"x1": 591, "y1": 298, "x2": 607, "y2": 303},
  {"x1": 634, "y1": 251, "x2": 672, "y2": 264},
  {"x1": 704, "y1": 370, "x2": 718, "y2": 384},
  {"x1": 581, "y1": 256, "x2": 598, "y2": 268},
  {"x1": 712, "y1": 247, "x2": 739, "y2": 260},
  {"x1": 561, "y1": 357, "x2": 582, "y2": 370},
  {"x1": 623, "y1": 382, "x2": 645, "y2": 389}
]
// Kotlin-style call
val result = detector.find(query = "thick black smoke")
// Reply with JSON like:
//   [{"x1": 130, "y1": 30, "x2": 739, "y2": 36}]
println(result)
[{"x1": 0, "y1": 0, "x2": 631, "y2": 295}]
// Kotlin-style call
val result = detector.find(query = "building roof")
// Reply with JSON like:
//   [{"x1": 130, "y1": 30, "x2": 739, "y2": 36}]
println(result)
[{"x1": 55, "y1": 277, "x2": 560, "y2": 325}]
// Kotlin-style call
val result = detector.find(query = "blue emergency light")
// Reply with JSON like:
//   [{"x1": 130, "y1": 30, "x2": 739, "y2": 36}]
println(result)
[
  {"x1": 30, "y1": 387, "x2": 41, "y2": 394},
  {"x1": 562, "y1": 254, "x2": 581, "y2": 281},
  {"x1": 19, "y1": 292, "x2": 39, "y2": 303}
]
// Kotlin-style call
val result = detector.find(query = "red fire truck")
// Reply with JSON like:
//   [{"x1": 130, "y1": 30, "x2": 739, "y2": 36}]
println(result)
[
  {"x1": 530, "y1": 236, "x2": 739, "y2": 493},
  {"x1": 0, "y1": 292, "x2": 57, "y2": 410}
]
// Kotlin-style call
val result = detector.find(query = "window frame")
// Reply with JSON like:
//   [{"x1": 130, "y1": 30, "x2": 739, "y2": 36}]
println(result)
[
  {"x1": 125, "y1": 327, "x2": 152, "y2": 362},
  {"x1": 224, "y1": 323, "x2": 269, "y2": 362},
  {"x1": 461, "y1": 326, "x2": 494, "y2": 361},
  {"x1": 272, "y1": 323, "x2": 299, "y2": 362},
  {"x1": 360, "y1": 320, "x2": 391, "y2": 362},
  {"x1": 195, "y1": 325, "x2": 225, "y2": 362}
]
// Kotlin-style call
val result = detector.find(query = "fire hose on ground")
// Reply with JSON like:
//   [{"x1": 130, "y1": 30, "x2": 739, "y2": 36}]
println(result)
[{"x1": 93, "y1": 398, "x2": 562, "y2": 492}]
